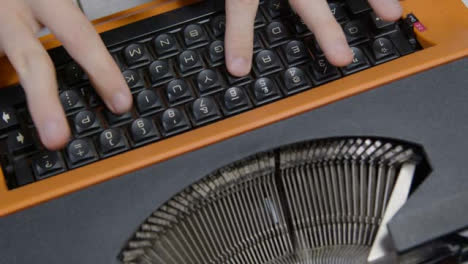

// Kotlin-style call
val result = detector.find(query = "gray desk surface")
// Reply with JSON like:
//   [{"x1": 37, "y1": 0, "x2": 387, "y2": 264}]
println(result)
[{"x1": 1, "y1": 58, "x2": 467, "y2": 263}]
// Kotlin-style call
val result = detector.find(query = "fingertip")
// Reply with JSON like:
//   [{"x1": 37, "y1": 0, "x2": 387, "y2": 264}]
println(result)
[
  {"x1": 38, "y1": 118, "x2": 71, "y2": 150},
  {"x1": 379, "y1": 5, "x2": 403, "y2": 21},
  {"x1": 109, "y1": 90, "x2": 133, "y2": 114},
  {"x1": 324, "y1": 43, "x2": 354, "y2": 67},
  {"x1": 370, "y1": 0, "x2": 403, "y2": 21},
  {"x1": 227, "y1": 56, "x2": 251, "y2": 77}
]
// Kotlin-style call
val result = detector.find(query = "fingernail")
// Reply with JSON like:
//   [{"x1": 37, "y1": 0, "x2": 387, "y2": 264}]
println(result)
[
  {"x1": 112, "y1": 92, "x2": 131, "y2": 113},
  {"x1": 230, "y1": 57, "x2": 250, "y2": 76}
]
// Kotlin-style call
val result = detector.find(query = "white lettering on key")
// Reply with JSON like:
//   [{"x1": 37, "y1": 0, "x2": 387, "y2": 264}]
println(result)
[
  {"x1": 272, "y1": 27, "x2": 282, "y2": 35},
  {"x1": 129, "y1": 48, "x2": 142, "y2": 57}
]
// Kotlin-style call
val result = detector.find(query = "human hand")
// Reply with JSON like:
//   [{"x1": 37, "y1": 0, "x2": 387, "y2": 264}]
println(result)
[
  {"x1": 0, "y1": 0, "x2": 132, "y2": 150},
  {"x1": 224, "y1": 0, "x2": 402, "y2": 76}
]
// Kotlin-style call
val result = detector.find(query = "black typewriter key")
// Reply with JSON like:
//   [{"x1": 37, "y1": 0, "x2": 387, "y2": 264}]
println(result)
[
  {"x1": 59, "y1": 90, "x2": 85, "y2": 115},
  {"x1": 73, "y1": 110, "x2": 102, "y2": 136},
  {"x1": 122, "y1": 70, "x2": 145, "y2": 93},
  {"x1": 211, "y1": 15, "x2": 226, "y2": 37},
  {"x1": 183, "y1": 24, "x2": 208, "y2": 47},
  {"x1": 0, "y1": 107, "x2": 18, "y2": 132},
  {"x1": 282, "y1": 67, "x2": 311, "y2": 94},
  {"x1": 196, "y1": 69, "x2": 222, "y2": 94},
  {"x1": 153, "y1": 33, "x2": 179, "y2": 57},
  {"x1": 293, "y1": 19, "x2": 309, "y2": 35},
  {"x1": 223, "y1": 87, "x2": 250, "y2": 113},
  {"x1": 104, "y1": 110, "x2": 133, "y2": 127},
  {"x1": 7, "y1": 130, "x2": 35, "y2": 154},
  {"x1": 329, "y1": 2, "x2": 347, "y2": 23},
  {"x1": 207, "y1": 40, "x2": 225, "y2": 65},
  {"x1": 372, "y1": 38, "x2": 396, "y2": 61},
  {"x1": 310, "y1": 57, "x2": 340, "y2": 83},
  {"x1": 14, "y1": 159, "x2": 35, "y2": 187},
  {"x1": 32, "y1": 151, "x2": 66, "y2": 179},
  {"x1": 306, "y1": 37, "x2": 324, "y2": 56},
  {"x1": 178, "y1": 50, "x2": 203, "y2": 75},
  {"x1": 265, "y1": 0, "x2": 290, "y2": 18},
  {"x1": 63, "y1": 62, "x2": 87, "y2": 86},
  {"x1": 123, "y1": 43, "x2": 151, "y2": 66},
  {"x1": 160, "y1": 108, "x2": 190, "y2": 136},
  {"x1": 283, "y1": 40, "x2": 309, "y2": 65},
  {"x1": 345, "y1": 0, "x2": 371, "y2": 15},
  {"x1": 370, "y1": 12, "x2": 395, "y2": 32},
  {"x1": 344, "y1": 21, "x2": 368, "y2": 44},
  {"x1": 255, "y1": 50, "x2": 282, "y2": 75},
  {"x1": 265, "y1": 21, "x2": 290, "y2": 46},
  {"x1": 148, "y1": 60, "x2": 174, "y2": 86},
  {"x1": 342, "y1": 47, "x2": 370, "y2": 75},
  {"x1": 190, "y1": 97, "x2": 221, "y2": 125},
  {"x1": 165, "y1": 79, "x2": 195, "y2": 106},
  {"x1": 130, "y1": 118, "x2": 160, "y2": 145},
  {"x1": 98, "y1": 128, "x2": 129, "y2": 157},
  {"x1": 136, "y1": 89, "x2": 165, "y2": 116},
  {"x1": 254, "y1": 11, "x2": 266, "y2": 28},
  {"x1": 252, "y1": 77, "x2": 281, "y2": 105},
  {"x1": 66, "y1": 138, "x2": 98, "y2": 168}
]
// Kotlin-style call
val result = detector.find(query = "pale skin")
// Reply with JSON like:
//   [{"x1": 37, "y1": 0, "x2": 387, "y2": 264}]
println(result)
[{"x1": 0, "y1": 0, "x2": 402, "y2": 150}]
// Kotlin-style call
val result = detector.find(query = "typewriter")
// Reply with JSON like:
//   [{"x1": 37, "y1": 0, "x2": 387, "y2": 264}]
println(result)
[{"x1": 0, "y1": 0, "x2": 467, "y2": 263}]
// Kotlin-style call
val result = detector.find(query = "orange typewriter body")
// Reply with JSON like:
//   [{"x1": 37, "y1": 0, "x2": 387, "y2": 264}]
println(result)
[{"x1": 0, "y1": 0, "x2": 466, "y2": 216}]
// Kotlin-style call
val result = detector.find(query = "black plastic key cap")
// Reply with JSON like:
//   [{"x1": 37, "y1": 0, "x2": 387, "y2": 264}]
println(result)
[
  {"x1": 160, "y1": 108, "x2": 190, "y2": 136},
  {"x1": 342, "y1": 47, "x2": 370, "y2": 75},
  {"x1": 136, "y1": 89, "x2": 165, "y2": 116},
  {"x1": 60, "y1": 90, "x2": 85, "y2": 115},
  {"x1": 372, "y1": 38, "x2": 396, "y2": 61},
  {"x1": 183, "y1": 24, "x2": 208, "y2": 47},
  {"x1": 370, "y1": 12, "x2": 395, "y2": 31},
  {"x1": 211, "y1": 15, "x2": 226, "y2": 37},
  {"x1": 255, "y1": 50, "x2": 282, "y2": 75},
  {"x1": 252, "y1": 77, "x2": 281, "y2": 105},
  {"x1": 153, "y1": 33, "x2": 179, "y2": 57},
  {"x1": 66, "y1": 138, "x2": 98, "y2": 168},
  {"x1": 73, "y1": 110, "x2": 102, "y2": 136},
  {"x1": 130, "y1": 118, "x2": 160, "y2": 146},
  {"x1": 178, "y1": 50, "x2": 203, "y2": 75},
  {"x1": 124, "y1": 43, "x2": 151, "y2": 66},
  {"x1": 223, "y1": 87, "x2": 250, "y2": 113},
  {"x1": 0, "y1": 107, "x2": 18, "y2": 132},
  {"x1": 265, "y1": 0, "x2": 290, "y2": 18},
  {"x1": 148, "y1": 60, "x2": 174, "y2": 86},
  {"x1": 63, "y1": 62, "x2": 87, "y2": 86},
  {"x1": 190, "y1": 97, "x2": 221, "y2": 125},
  {"x1": 344, "y1": 21, "x2": 368, "y2": 44},
  {"x1": 207, "y1": 40, "x2": 225, "y2": 65},
  {"x1": 98, "y1": 128, "x2": 129, "y2": 157},
  {"x1": 104, "y1": 110, "x2": 133, "y2": 127},
  {"x1": 282, "y1": 67, "x2": 311, "y2": 94},
  {"x1": 283, "y1": 40, "x2": 309, "y2": 65},
  {"x1": 14, "y1": 159, "x2": 35, "y2": 186},
  {"x1": 165, "y1": 79, "x2": 195, "y2": 106},
  {"x1": 196, "y1": 69, "x2": 222, "y2": 94},
  {"x1": 310, "y1": 57, "x2": 341, "y2": 84},
  {"x1": 345, "y1": 0, "x2": 371, "y2": 15},
  {"x1": 123, "y1": 70, "x2": 145, "y2": 93},
  {"x1": 7, "y1": 130, "x2": 35, "y2": 154},
  {"x1": 265, "y1": 21, "x2": 290, "y2": 46},
  {"x1": 329, "y1": 2, "x2": 347, "y2": 22},
  {"x1": 32, "y1": 151, "x2": 66, "y2": 180}
]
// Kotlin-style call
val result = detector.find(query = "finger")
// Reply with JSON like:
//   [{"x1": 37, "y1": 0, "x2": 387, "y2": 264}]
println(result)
[
  {"x1": 28, "y1": 0, "x2": 132, "y2": 114},
  {"x1": 368, "y1": 0, "x2": 402, "y2": 21},
  {"x1": 0, "y1": 14, "x2": 70, "y2": 150},
  {"x1": 290, "y1": 0, "x2": 353, "y2": 66},
  {"x1": 225, "y1": 0, "x2": 259, "y2": 77}
]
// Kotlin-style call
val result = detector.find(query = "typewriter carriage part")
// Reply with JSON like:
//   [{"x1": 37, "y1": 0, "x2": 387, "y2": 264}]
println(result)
[{"x1": 119, "y1": 137, "x2": 468, "y2": 264}]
